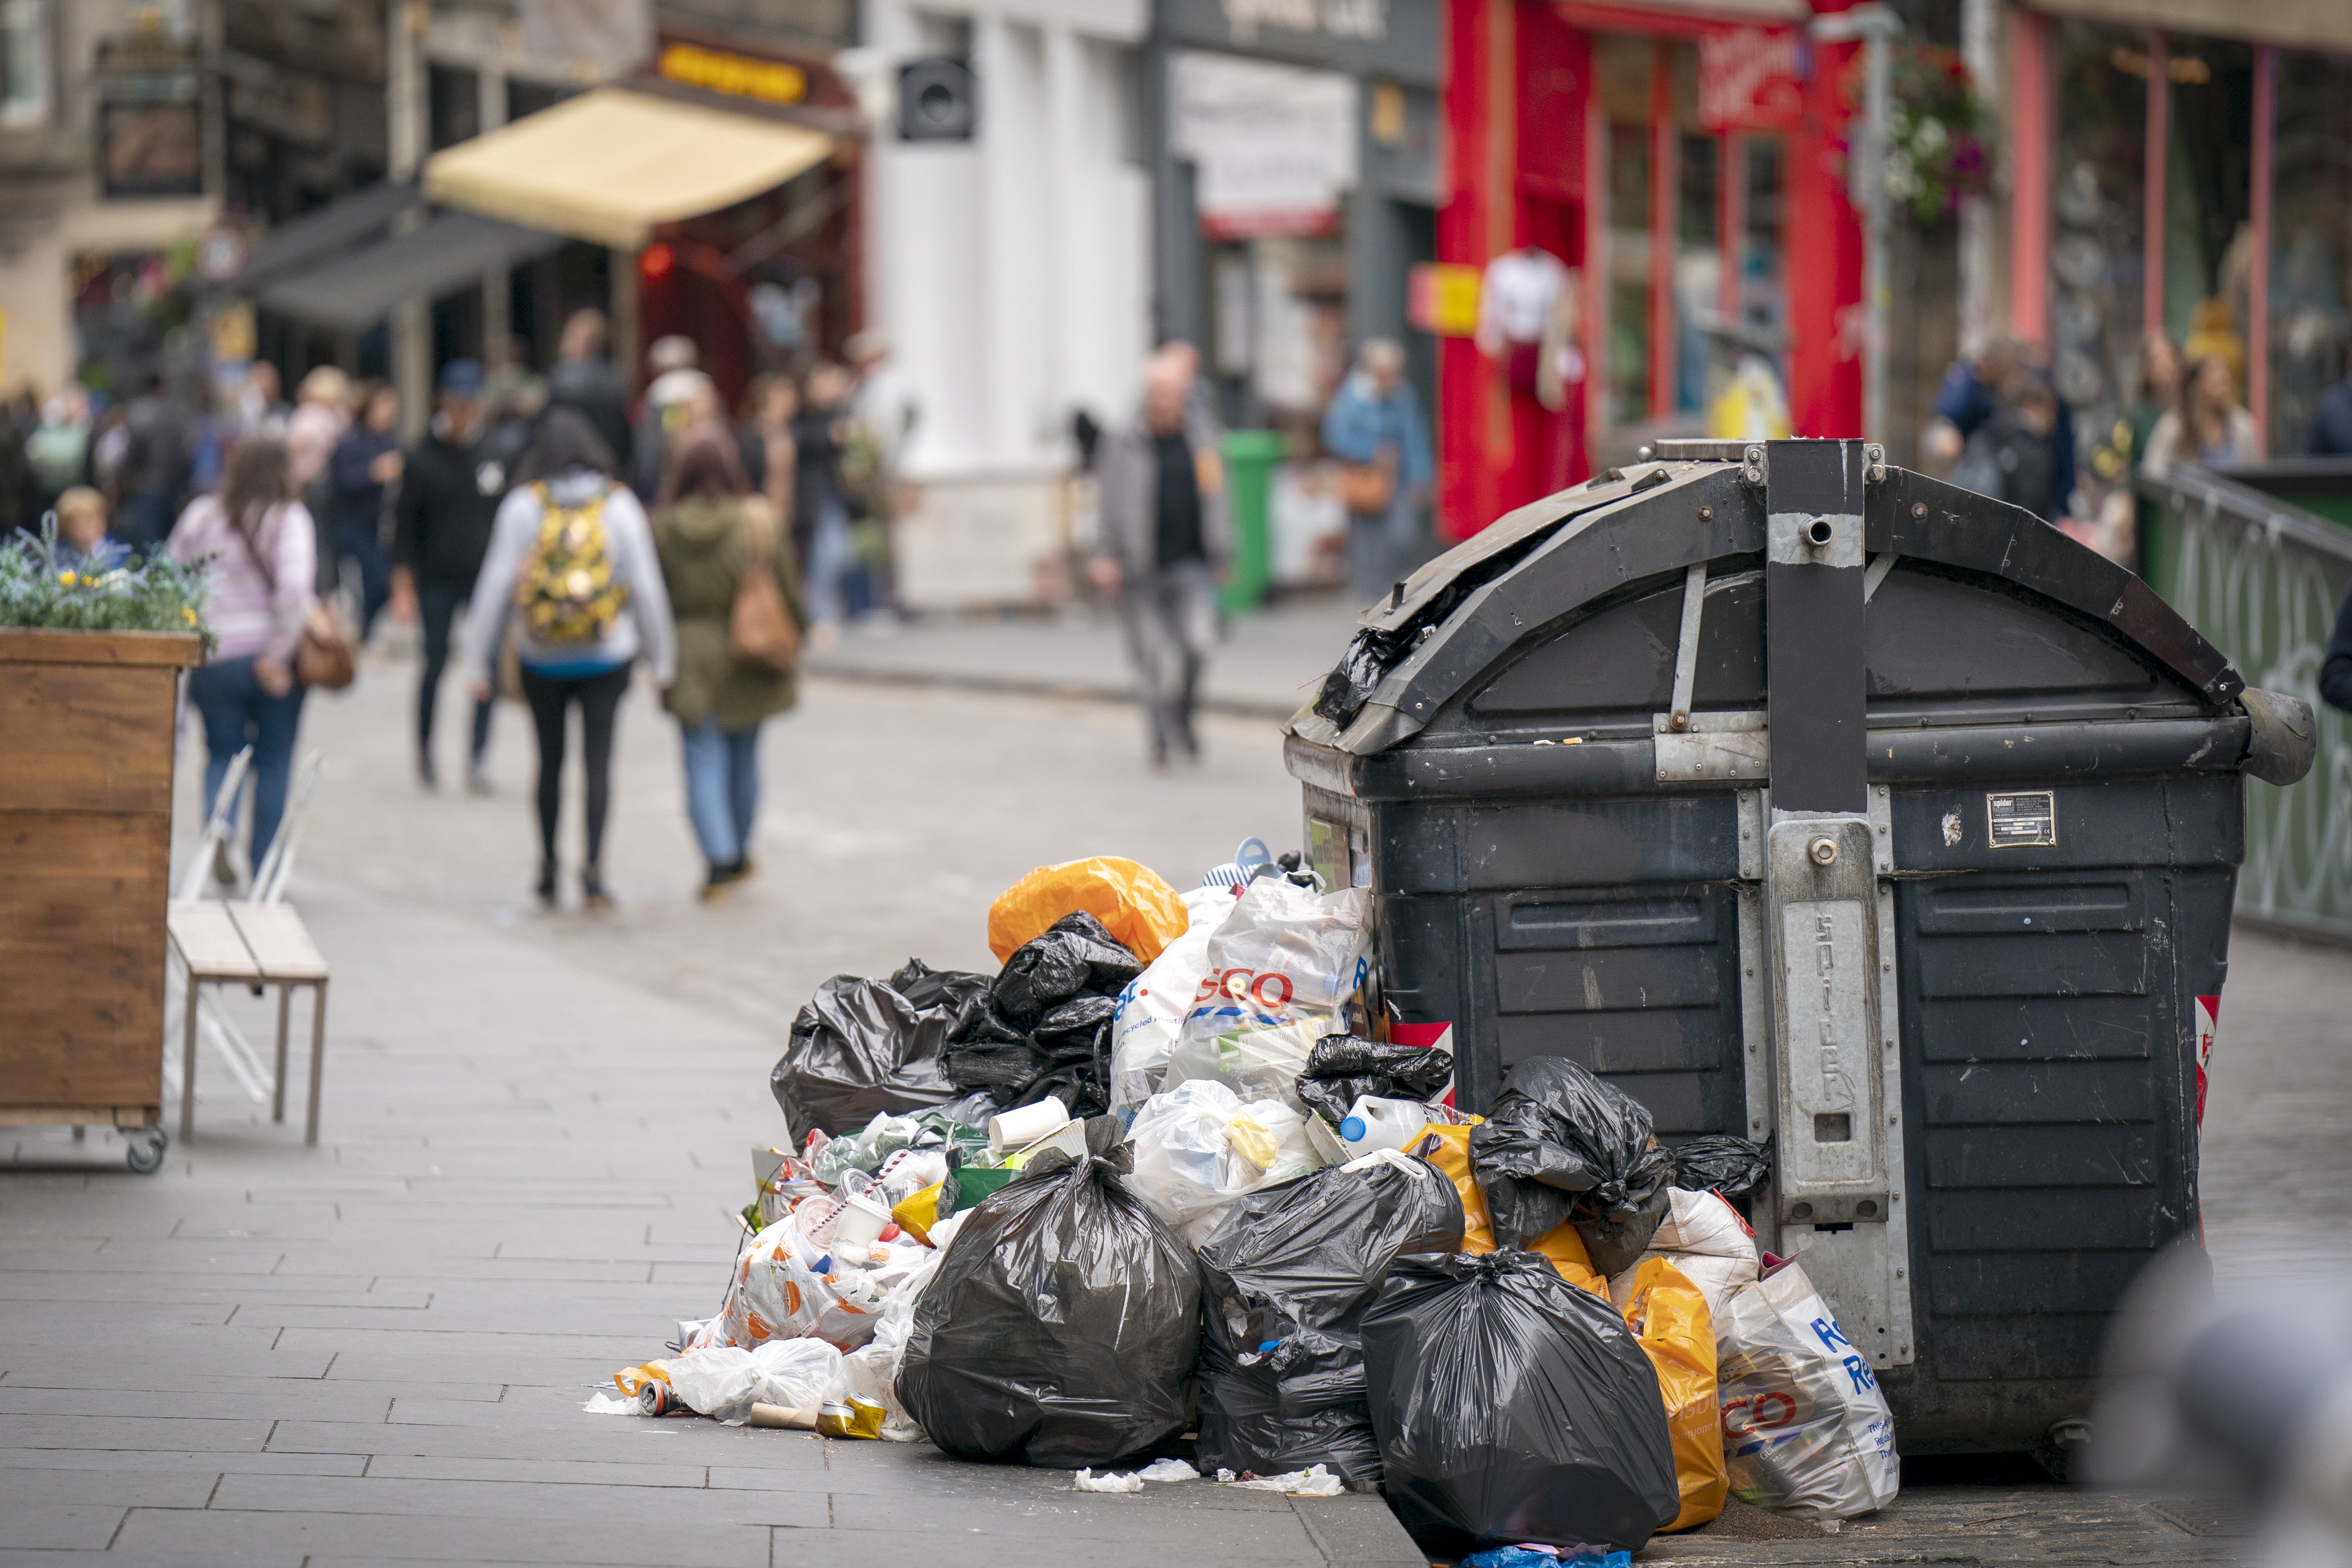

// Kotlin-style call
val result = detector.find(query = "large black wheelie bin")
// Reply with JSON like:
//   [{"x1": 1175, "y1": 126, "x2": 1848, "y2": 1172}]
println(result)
[{"x1": 1285, "y1": 438, "x2": 2315, "y2": 1457}]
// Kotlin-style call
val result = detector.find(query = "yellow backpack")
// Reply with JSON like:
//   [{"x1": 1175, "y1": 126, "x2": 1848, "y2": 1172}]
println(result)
[{"x1": 516, "y1": 482, "x2": 628, "y2": 643}]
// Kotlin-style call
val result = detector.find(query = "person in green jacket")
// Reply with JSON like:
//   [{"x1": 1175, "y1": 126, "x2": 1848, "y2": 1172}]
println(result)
[{"x1": 651, "y1": 427, "x2": 805, "y2": 902}]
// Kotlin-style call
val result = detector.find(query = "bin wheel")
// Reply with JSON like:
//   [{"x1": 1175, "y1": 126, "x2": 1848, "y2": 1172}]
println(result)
[{"x1": 125, "y1": 1129, "x2": 168, "y2": 1175}]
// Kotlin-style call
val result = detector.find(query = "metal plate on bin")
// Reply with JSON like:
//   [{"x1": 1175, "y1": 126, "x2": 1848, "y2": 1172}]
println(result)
[{"x1": 1987, "y1": 790, "x2": 2058, "y2": 848}]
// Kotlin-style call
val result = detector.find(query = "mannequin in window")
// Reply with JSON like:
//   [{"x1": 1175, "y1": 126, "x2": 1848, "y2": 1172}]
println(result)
[{"x1": 1476, "y1": 247, "x2": 1586, "y2": 497}]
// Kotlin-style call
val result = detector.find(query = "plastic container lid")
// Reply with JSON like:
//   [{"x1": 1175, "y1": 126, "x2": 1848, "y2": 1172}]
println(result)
[{"x1": 1340, "y1": 1116, "x2": 1366, "y2": 1142}]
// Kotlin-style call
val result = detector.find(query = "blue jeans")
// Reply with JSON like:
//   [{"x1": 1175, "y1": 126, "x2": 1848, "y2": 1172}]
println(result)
[
  {"x1": 186, "y1": 657, "x2": 308, "y2": 864},
  {"x1": 680, "y1": 715, "x2": 761, "y2": 868}
]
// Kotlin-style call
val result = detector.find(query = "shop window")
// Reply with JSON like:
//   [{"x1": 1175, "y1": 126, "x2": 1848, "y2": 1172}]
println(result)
[
  {"x1": 0, "y1": 0, "x2": 47, "y2": 127},
  {"x1": 2162, "y1": 39, "x2": 2254, "y2": 383},
  {"x1": 1606, "y1": 118, "x2": 1651, "y2": 427},
  {"x1": 1739, "y1": 137, "x2": 1786, "y2": 358},
  {"x1": 1675, "y1": 130, "x2": 1717, "y2": 416},
  {"x1": 2269, "y1": 50, "x2": 2352, "y2": 455},
  {"x1": 2048, "y1": 20, "x2": 2146, "y2": 488}
]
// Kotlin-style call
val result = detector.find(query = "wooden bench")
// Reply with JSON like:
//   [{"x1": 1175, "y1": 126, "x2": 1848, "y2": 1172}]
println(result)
[{"x1": 165, "y1": 900, "x2": 330, "y2": 1146}]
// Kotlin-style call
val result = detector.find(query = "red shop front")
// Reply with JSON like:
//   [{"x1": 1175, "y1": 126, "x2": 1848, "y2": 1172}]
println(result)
[{"x1": 1436, "y1": 0, "x2": 1868, "y2": 538}]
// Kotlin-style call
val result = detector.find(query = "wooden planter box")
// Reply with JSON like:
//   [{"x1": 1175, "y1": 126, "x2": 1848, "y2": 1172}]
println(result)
[{"x1": 0, "y1": 628, "x2": 205, "y2": 1132}]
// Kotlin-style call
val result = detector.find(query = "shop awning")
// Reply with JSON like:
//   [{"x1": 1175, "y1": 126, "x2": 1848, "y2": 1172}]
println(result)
[
  {"x1": 255, "y1": 209, "x2": 564, "y2": 332},
  {"x1": 2031, "y1": 0, "x2": 2352, "y2": 53},
  {"x1": 420, "y1": 87, "x2": 835, "y2": 251},
  {"x1": 238, "y1": 182, "x2": 422, "y2": 293}
]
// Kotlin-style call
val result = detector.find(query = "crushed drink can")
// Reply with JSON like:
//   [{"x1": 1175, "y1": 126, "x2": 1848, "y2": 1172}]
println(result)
[{"x1": 639, "y1": 1380, "x2": 690, "y2": 1417}]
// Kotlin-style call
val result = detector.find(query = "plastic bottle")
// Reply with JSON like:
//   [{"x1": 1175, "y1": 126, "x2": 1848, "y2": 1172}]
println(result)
[{"x1": 1335, "y1": 1095, "x2": 1434, "y2": 1158}]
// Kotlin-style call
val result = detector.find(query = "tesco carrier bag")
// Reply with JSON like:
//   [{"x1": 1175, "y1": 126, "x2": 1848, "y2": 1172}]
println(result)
[
  {"x1": 1715, "y1": 1261, "x2": 1900, "y2": 1520},
  {"x1": 1161, "y1": 882, "x2": 1373, "y2": 1106}
]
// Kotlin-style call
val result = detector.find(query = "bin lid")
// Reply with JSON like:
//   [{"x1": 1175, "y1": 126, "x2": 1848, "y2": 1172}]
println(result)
[{"x1": 1290, "y1": 452, "x2": 2245, "y2": 760}]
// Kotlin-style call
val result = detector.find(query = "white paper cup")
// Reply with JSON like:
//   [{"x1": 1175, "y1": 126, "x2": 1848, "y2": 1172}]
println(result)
[
  {"x1": 987, "y1": 1096, "x2": 1071, "y2": 1154},
  {"x1": 831, "y1": 1192, "x2": 891, "y2": 1253}
]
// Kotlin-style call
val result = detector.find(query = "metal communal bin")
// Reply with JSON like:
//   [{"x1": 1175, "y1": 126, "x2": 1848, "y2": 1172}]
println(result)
[{"x1": 1284, "y1": 438, "x2": 2316, "y2": 1456}]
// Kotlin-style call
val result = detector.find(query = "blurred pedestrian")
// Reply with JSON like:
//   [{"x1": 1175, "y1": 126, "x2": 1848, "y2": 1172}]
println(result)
[
  {"x1": 1950, "y1": 372, "x2": 2064, "y2": 521},
  {"x1": 391, "y1": 360, "x2": 501, "y2": 793},
  {"x1": 237, "y1": 361, "x2": 288, "y2": 442},
  {"x1": 50, "y1": 491, "x2": 123, "y2": 576},
  {"x1": 1322, "y1": 338, "x2": 1432, "y2": 605},
  {"x1": 632, "y1": 336, "x2": 712, "y2": 503},
  {"x1": 1928, "y1": 336, "x2": 2075, "y2": 511},
  {"x1": 2127, "y1": 334, "x2": 2183, "y2": 466},
  {"x1": 737, "y1": 374, "x2": 798, "y2": 527},
  {"x1": 2142, "y1": 356, "x2": 2260, "y2": 479},
  {"x1": 287, "y1": 366, "x2": 352, "y2": 595},
  {"x1": 544, "y1": 309, "x2": 633, "y2": 478},
  {"x1": 114, "y1": 371, "x2": 192, "y2": 555},
  {"x1": 26, "y1": 387, "x2": 93, "y2": 513},
  {"x1": 651, "y1": 429, "x2": 803, "y2": 901},
  {"x1": 1090, "y1": 350, "x2": 1231, "y2": 767},
  {"x1": 328, "y1": 380, "x2": 402, "y2": 639},
  {"x1": 2305, "y1": 363, "x2": 2352, "y2": 456},
  {"x1": 462, "y1": 407, "x2": 675, "y2": 913},
  {"x1": 50, "y1": 486, "x2": 125, "y2": 573},
  {"x1": 165, "y1": 435, "x2": 315, "y2": 874},
  {"x1": 793, "y1": 362, "x2": 856, "y2": 644}
]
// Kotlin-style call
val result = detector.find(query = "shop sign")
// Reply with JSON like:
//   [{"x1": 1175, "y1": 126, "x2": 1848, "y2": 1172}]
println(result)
[
  {"x1": 1407, "y1": 263, "x2": 1481, "y2": 337},
  {"x1": 1172, "y1": 51, "x2": 1357, "y2": 240},
  {"x1": 1697, "y1": 24, "x2": 1808, "y2": 134},
  {"x1": 1162, "y1": 0, "x2": 1440, "y2": 87},
  {"x1": 657, "y1": 41, "x2": 807, "y2": 105}
]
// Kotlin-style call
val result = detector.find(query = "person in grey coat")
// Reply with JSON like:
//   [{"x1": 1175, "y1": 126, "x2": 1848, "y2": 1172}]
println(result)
[{"x1": 1088, "y1": 349, "x2": 1233, "y2": 765}]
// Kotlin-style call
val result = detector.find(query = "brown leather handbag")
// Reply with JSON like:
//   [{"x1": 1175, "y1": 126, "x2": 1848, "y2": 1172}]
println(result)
[
  {"x1": 729, "y1": 500, "x2": 800, "y2": 673},
  {"x1": 1337, "y1": 449, "x2": 1397, "y2": 514},
  {"x1": 294, "y1": 604, "x2": 355, "y2": 690}
]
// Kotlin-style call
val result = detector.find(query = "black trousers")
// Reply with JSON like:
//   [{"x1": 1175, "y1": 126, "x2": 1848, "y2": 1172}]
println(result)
[
  {"x1": 417, "y1": 582, "x2": 493, "y2": 765},
  {"x1": 517, "y1": 662, "x2": 631, "y2": 868}
]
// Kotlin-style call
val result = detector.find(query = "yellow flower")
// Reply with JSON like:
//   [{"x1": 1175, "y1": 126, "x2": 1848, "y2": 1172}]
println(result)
[
  {"x1": 181, "y1": 606, "x2": 197, "y2": 624},
  {"x1": 57, "y1": 570, "x2": 74, "y2": 585}
]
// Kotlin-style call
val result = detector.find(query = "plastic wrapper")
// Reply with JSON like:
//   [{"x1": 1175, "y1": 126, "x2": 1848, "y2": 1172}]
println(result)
[
  {"x1": 771, "y1": 959, "x2": 991, "y2": 1142},
  {"x1": 663, "y1": 1338, "x2": 845, "y2": 1426},
  {"x1": 1618, "y1": 1258, "x2": 1727, "y2": 1532},
  {"x1": 1124, "y1": 1079, "x2": 1326, "y2": 1249},
  {"x1": 1669, "y1": 1134, "x2": 1772, "y2": 1199},
  {"x1": 898, "y1": 1119, "x2": 1201, "y2": 1466},
  {"x1": 1362, "y1": 1251, "x2": 1680, "y2": 1554},
  {"x1": 1194, "y1": 1151, "x2": 1464, "y2": 1488},
  {"x1": 1373, "y1": 1250, "x2": 1684, "y2": 1561},
  {"x1": 1470, "y1": 1058, "x2": 1675, "y2": 1277},
  {"x1": 1312, "y1": 624, "x2": 1412, "y2": 729},
  {"x1": 1295, "y1": 1033, "x2": 1455, "y2": 1128},
  {"x1": 1109, "y1": 887, "x2": 1235, "y2": 1114},
  {"x1": 692, "y1": 1213, "x2": 932, "y2": 1352},
  {"x1": 1608, "y1": 1188, "x2": 1760, "y2": 1322},
  {"x1": 831, "y1": 1244, "x2": 944, "y2": 1441},
  {"x1": 1716, "y1": 1261, "x2": 1900, "y2": 1520},
  {"x1": 989, "y1": 857, "x2": 1190, "y2": 966}
]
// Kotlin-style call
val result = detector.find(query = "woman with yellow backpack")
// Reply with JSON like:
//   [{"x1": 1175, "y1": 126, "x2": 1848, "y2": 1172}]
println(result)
[{"x1": 463, "y1": 407, "x2": 676, "y2": 911}]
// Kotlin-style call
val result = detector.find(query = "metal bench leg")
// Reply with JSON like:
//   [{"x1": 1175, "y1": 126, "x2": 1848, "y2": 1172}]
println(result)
[
  {"x1": 273, "y1": 985, "x2": 291, "y2": 1125},
  {"x1": 304, "y1": 981, "x2": 327, "y2": 1147},
  {"x1": 180, "y1": 972, "x2": 200, "y2": 1146}
]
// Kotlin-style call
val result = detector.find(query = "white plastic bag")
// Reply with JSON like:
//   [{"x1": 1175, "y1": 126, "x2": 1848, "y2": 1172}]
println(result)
[
  {"x1": 1716, "y1": 1261, "x2": 1900, "y2": 1520},
  {"x1": 665, "y1": 1339, "x2": 843, "y2": 1426},
  {"x1": 693, "y1": 1215, "x2": 900, "y2": 1353},
  {"x1": 1164, "y1": 882, "x2": 1372, "y2": 1105},
  {"x1": 1124, "y1": 1078, "x2": 1325, "y2": 1249},
  {"x1": 1160, "y1": 1016, "x2": 1324, "y2": 1111},
  {"x1": 1609, "y1": 1187, "x2": 1761, "y2": 1321},
  {"x1": 832, "y1": 1244, "x2": 945, "y2": 1441},
  {"x1": 1109, "y1": 887, "x2": 1237, "y2": 1115}
]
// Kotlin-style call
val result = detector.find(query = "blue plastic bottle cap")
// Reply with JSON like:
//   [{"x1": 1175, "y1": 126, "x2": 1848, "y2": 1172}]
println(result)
[{"x1": 1340, "y1": 1116, "x2": 1366, "y2": 1142}]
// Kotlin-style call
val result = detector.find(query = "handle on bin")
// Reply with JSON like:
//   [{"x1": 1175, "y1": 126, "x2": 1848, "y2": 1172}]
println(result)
[{"x1": 2239, "y1": 688, "x2": 2316, "y2": 787}]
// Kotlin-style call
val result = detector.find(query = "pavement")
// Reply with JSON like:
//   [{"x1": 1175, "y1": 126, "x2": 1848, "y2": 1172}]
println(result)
[
  {"x1": 2, "y1": 610, "x2": 2345, "y2": 1565},
  {"x1": 801, "y1": 593, "x2": 1361, "y2": 720}
]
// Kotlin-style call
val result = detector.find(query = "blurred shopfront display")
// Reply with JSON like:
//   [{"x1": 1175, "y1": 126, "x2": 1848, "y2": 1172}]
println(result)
[{"x1": 1434, "y1": 0, "x2": 1861, "y2": 540}]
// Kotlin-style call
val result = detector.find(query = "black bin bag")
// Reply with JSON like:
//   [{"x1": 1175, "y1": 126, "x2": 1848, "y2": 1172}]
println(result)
[
  {"x1": 1469, "y1": 1057, "x2": 1675, "y2": 1277},
  {"x1": 1195, "y1": 1152, "x2": 1465, "y2": 1488},
  {"x1": 899, "y1": 1118, "x2": 1200, "y2": 1467},
  {"x1": 1362, "y1": 1251, "x2": 1679, "y2": 1555},
  {"x1": 770, "y1": 959, "x2": 992, "y2": 1142}
]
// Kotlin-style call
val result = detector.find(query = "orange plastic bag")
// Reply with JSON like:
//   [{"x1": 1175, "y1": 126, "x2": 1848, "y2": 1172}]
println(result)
[
  {"x1": 1621, "y1": 1257, "x2": 1728, "y2": 1532},
  {"x1": 987, "y1": 857, "x2": 1188, "y2": 965},
  {"x1": 1412, "y1": 1122, "x2": 1606, "y2": 1296}
]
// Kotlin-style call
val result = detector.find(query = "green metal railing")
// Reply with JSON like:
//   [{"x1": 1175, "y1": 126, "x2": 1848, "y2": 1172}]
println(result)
[{"x1": 2139, "y1": 462, "x2": 2352, "y2": 939}]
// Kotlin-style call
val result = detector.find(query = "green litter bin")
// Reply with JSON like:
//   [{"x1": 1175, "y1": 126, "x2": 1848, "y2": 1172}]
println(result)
[{"x1": 1220, "y1": 430, "x2": 1285, "y2": 612}]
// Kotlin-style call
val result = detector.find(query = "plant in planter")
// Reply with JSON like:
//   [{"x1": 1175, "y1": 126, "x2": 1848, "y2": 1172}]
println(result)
[
  {"x1": 1881, "y1": 44, "x2": 1992, "y2": 227},
  {"x1": 0, "y1": 518, "x2": 213, "y2": 640}
]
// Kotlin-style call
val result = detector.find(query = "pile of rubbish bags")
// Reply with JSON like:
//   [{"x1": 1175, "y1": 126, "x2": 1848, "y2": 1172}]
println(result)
[{"x1": 607, "y1": 847, "x2": 1899, "y2": 1557}]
